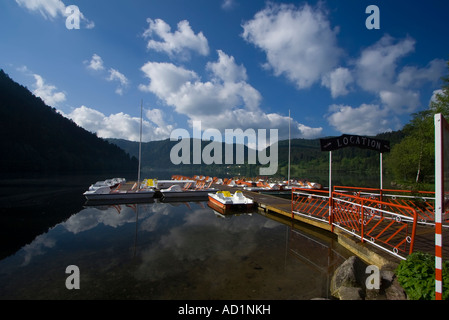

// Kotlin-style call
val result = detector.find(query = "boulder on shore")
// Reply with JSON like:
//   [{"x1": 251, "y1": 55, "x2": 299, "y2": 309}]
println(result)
[{"x1": 330, "y1": 256, "x2": 407, "y2": 300}]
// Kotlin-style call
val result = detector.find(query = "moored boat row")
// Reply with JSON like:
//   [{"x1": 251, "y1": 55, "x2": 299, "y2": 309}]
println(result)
[
  {"x1": 83, "y1": 176, "x2": 219, "y2": 203},
  {"x1": 171, "y1": 175, "x2": 322, "y2": 191},
  {"x1": 160, "y1": 181, "x2": 218, "y2": 199},
  {"x1": 83, "y1": 174, "x2": 321, "y2": 208}
]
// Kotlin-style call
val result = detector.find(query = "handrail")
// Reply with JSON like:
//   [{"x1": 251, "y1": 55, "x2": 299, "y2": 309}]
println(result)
[
  {"x1": 333, "y1": 185, "x2": 435, "y2": 197},
  {"x1": 332, "y1": 191, "x2": 418, "y2": 259},
  {"x1": 291, "y1": 187, "x2": 331, "y2": 223},
  {"x1": 291, "y1": 186, "x2": 419, "y2": 260},
  {"x1": 333, "y1": 185, "x2": 441, "y2": 225}
]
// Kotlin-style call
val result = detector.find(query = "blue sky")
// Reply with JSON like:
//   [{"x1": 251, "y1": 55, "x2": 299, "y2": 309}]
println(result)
[{"x1": 1, "y1": 0, "x2": 448, "y2": 144}]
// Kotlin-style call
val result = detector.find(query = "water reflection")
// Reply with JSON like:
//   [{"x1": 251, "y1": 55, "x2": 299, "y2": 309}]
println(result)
[{"x1": 0, "y1": 200, "x2": 351, "y2": 300}]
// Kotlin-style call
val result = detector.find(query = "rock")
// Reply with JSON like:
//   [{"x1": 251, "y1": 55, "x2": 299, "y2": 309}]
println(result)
[
  {"x1": 381, "y1": 268, "x2": 395, "y2": 284},
  {"x1": 380, "y1": 263, "x2": 397, "y2": 284},
  {"x1": 330, "y1": 256, "x2": 367, "y2": 299},
  {"x1": 338, "y1": 286, "x2": 364, "y2": 300},
  {"x1": 330, "y1": 256, "x2": 407, "y2": 300},
  {"x1": 380, "y1": 263, "x2": 407, "y2": 300},
  {"x1": 385, "y1": 278, "x2": 407, "y2": 300}
]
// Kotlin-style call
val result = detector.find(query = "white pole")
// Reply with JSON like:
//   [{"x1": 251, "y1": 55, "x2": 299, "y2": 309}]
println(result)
[
  {"x1": 434, "y1": 113, "x2": 443, "y2": 300},
  {"x1": 380, "y1": 153, "x2": 383, "y2": 190},
  {"x1": 288, "y1": 109, "x2": 291, "y2": 185},
  {"x1": 137, "y1": 100, "x2": 143, "y2": 189},
  {"x1": 329, "y1": 151, "x2": 332, "y2": 219}
]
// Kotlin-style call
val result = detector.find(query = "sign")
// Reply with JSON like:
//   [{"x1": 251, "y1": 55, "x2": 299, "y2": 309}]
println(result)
[{"x1": 320, "y1": 134, "x2": 390, "y2": 153}]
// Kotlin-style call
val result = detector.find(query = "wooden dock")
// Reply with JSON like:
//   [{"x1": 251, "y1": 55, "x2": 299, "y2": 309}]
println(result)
[{"x1": 215, "y1": 184, "x2": 332, "y2": 230}]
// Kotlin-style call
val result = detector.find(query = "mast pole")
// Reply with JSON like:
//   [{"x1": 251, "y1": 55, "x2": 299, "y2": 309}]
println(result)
[
  {"x1": 137, "y1": 99, "x2": 143, "y2": 190},
  {"x1": 288, "y1": 109, "x2": 291, "y2": 185}
]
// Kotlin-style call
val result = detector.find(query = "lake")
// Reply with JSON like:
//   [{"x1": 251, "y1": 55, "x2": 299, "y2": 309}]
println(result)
[{"x1": 0, "y1": 174, "x2": 353, "y2": 300}]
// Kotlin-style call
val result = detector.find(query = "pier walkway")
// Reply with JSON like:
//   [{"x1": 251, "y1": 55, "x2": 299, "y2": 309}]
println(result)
[{"x1": 214, "y1": 184, "x2": 449, "y2": 267}]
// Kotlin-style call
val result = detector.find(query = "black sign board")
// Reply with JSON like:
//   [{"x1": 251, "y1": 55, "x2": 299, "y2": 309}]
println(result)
[{"x1": 320, "y1": 134, "x2": 390, "y2": 153}]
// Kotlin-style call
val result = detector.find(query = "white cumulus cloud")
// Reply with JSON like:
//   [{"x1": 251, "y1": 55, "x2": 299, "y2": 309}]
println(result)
[
  {"x1": 66, "y1": 105, "x2": 173, "y2": 142},
  {"x1": 379, "y1": 89, "x2": 420, "y2": 114},
  {"x1": 242, "y1": 2, "x2": 342, "y2": 89},
  {"x1": 241, "y1": 4, "x2": 445, "y2": 136},
  {"x1": 139, "y1": 50, "x2": 322, "y2": 139},
  {"x1": 396, "y1": 59, "x2": 446, "y2": 88},
  {"x1": 143, "y1": 18, "x2": 209, "y2": 59},
  {"x1": 221, "y1": 0, "x2": 236, "y2": 11},
  {"x1": 321, "y1": 67, "x2": 354, "y2": 98},
  {"x1": 15, "y1": 0, "x2": 94, "y2": 28},
  {"x1": 86, "y1": 54, "x2": 104, "y2": 71},
  {"x1": 84, "y1": 54, "x2": 129, "y2": 96},
  {"x1": 107, "y1": 68, "x2": 129, "y2": 96},
  {"x1": 32, "y1": 74, "x2": 66, "y2": 107},
  {"x1": 326, "y1": 104, "x2": 399, "y2": 136},
  {"x1": 355, "y1": 35, "x2": 416, "y2": 93},
  {"x1": 325, "y1": 35, "x2": 446, "y2": 135}
]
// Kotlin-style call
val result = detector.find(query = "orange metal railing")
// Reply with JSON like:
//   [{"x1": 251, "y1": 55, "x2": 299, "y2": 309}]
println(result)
[
  {"x1": 332, "y1": 191, "x2": 418, "y2": 259},
  {"x1": 291, "y1": 186, "x2": 422, "y2": 260},
  {"x1": 333, "y1": 186, "x2": 447, "y2": 225},
  {"x1": 291, "y1": 187, "x2": 331, "y2": 224}
]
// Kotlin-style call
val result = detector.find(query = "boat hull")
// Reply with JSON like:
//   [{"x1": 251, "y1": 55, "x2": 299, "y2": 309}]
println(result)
[
  {"x1": 161, "y1": 188, "x2": 218, "y2": 199},
  {"x1": 208, "y1": 195, "x2": 232, "y2": 210},
  {"x1": 83, "y1": 190, "x2": 155, "y2": 201}
]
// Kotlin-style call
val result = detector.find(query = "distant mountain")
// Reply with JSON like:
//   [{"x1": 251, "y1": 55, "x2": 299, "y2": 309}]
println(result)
[
  {"x1": 107, "y1": 137, "x2": 258, "y2": 176},
  {"x1": 0, "y1": 70, "x2": 137, "y2": 174}
]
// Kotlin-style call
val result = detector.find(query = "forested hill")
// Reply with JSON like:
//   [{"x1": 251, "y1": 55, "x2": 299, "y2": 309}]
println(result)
[
  {"x1": 0, "y1": 70, "x2": 137, "y2": 174},
  {"x1": 109, "y1": 129, "x2": 405, "y2": 177},
  {"x1": 276, "y1": 131, "x2": 405, "y2": 174},
  {"x1": 108, "y1": 138, "x2": 254, "y2": 169}
]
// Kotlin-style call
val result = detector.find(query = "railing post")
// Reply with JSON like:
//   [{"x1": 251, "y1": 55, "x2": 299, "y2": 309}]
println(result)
[
  {"x1": 329, "y1": 151, "x2": 333, "y2": 230},
  {"x1": 329, "y1": 192, "x2": 334, "y2": 232},
  {"x1": 409, "y1": 209, "x2": 417, "y2": 255},
  {"x1": 360, "y1": 199, "x2": 364, "y2": 243},
  {"x1": 291, "y1": 187, "x2": 294, "y2": 220}
]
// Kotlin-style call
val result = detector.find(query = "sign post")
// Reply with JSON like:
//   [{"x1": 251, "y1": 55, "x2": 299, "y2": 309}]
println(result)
[
  {"x1": 320, "y1": 134, "x2": 390, "y2": 232},
  {"x1": 329, "y1": 151, "x2": 332, "y2": 227},
  {"x1": 380, "y1": 153, "x2": 383, "y2": 190},
  {"x1": 320, "y1": 134, "x2": 390, "y2": 191}
]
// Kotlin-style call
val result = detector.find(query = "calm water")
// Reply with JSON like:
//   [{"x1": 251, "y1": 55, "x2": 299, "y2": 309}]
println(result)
[{"x1": 0, "y1": 175, "x2": 353, "y2": 300}]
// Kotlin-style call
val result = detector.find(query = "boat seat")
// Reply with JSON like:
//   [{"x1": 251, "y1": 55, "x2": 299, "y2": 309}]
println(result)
[
  {"x1": 234, "y1": 191, "x2": 244, "y2": 198},
  {"x1": 222, "y1": 191, "x2": 232, "y2": 198}
]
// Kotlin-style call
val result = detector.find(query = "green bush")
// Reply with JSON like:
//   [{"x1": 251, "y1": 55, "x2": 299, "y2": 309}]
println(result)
[{"x1": 396, "y1": 252, "x2": 449, "y2": 300}]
